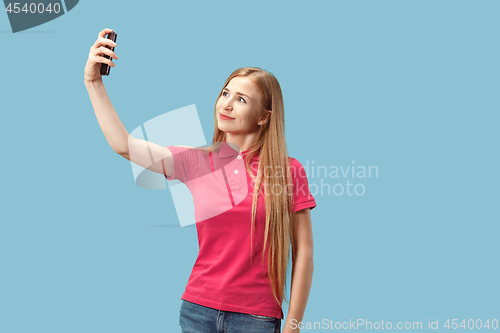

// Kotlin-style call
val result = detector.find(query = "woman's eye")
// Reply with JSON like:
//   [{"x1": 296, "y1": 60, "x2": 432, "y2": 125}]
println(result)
[{"x1": 221, "y1": 91, "x2": 246, "y2": 103}]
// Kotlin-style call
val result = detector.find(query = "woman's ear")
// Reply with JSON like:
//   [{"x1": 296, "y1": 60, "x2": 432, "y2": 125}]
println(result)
[{"x1": 258, "y1": 110, "x2": 272, "y2": 126}]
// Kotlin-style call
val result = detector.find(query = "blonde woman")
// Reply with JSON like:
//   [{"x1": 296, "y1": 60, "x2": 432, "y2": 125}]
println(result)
[{"x1": 85, "y1": 28, "x2": 316, "y2": 333}]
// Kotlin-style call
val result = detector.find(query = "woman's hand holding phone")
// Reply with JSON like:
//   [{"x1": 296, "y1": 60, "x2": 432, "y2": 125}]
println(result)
[{"x1": 84, "y1": 28, "x2": 118, "y2": 83}]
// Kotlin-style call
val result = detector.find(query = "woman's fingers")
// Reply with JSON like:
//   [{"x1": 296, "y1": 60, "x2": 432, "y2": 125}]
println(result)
[
  {"x1": 93, "y1": 45, "x2": 118, "y2": 59},
  {"x1": 92, "y1": 54, "x2": 115, "y2": 67},
  {"x1": 98, "y1": 28, "x2": 113, "y2": 39},
  {"x1": 92, "y1": 37, "x2": 116, "y2": 51}
]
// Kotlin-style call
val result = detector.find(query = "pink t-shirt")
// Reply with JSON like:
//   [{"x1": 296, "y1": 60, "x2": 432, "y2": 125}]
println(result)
[{"x1": 164, "y1": 141, "x2": 316, "y2": 319}]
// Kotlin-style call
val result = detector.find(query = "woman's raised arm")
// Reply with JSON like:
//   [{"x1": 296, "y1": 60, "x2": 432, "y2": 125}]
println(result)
[{"x1": 84, "y1": 28, "x2": 174, "y2": 177}]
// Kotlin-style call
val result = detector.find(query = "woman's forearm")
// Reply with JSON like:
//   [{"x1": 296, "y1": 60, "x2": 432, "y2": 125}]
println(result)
[
  {"x1": 284, "y1": 252, "x2": 314, "y2": 333},
  {"x1": 84, "y1": 79, "x2": 130, "y2": 154}
]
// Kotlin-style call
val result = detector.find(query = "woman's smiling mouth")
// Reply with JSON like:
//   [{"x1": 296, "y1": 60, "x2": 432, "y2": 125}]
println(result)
[{"x1": 219, "y1": 113, "x2": 235, "y2": 120}]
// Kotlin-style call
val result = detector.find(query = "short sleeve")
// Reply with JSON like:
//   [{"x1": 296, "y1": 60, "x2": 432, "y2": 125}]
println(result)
[
  {"x1": 164, "y1": 145, "x2": 198, "y2": 183},
  {"x1": 290, "y1": 158, "x2": 317, "y2": 213}
]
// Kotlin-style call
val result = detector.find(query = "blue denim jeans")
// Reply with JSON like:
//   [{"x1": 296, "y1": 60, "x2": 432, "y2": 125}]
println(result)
[{"x1": 179, "y1": 299, "x2": 281, "y2": 333}]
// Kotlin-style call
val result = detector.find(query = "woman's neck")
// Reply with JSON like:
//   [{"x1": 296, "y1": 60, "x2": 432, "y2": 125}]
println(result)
[{"x1": 224, "y1": 132, "x2": 258, "y2": 152}]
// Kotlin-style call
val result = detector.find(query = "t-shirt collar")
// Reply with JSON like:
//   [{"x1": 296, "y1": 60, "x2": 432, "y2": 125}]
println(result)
[{"x1": 219, "y1": 140, "x2": 260, "y2": 160}]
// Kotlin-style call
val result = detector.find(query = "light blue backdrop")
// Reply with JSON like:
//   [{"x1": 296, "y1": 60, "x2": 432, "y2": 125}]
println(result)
[{"x1": 1, "y1": 0, "x2": 498, "y2": 332}]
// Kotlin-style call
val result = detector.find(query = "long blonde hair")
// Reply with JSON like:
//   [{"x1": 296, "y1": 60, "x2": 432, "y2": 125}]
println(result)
[{"x1": 204, "y1": 67, "x2": 296, "y2": 308}]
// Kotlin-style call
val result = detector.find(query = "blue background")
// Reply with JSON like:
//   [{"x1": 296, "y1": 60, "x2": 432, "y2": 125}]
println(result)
[{"x1": 1, "y1": 0, "x2": 499, "y2": 332}]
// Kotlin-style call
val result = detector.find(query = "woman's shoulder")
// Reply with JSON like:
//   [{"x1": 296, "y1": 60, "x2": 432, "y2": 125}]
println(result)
[
  {"x1": 287, "y1": 156, "x2": 309, "y2": 180},
  {"x1": 164, "y1": 145, "x2": 207, "y2": 162},
  {"x1": 165, "y1": 145, "x2": 195, "y2": 151},
  {"x1": 165, "y1": 145, "x2": 208, "y2": 153}
]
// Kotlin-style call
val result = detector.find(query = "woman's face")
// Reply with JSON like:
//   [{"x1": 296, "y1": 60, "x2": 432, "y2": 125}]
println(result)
[{"x1": 216, "y1": 76, "x2": 269, "y2": 134}]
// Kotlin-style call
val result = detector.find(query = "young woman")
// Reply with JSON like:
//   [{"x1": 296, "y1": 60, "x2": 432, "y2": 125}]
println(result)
[{"x1": 84, "y1": 28, "x2": 316, "y2": 333}]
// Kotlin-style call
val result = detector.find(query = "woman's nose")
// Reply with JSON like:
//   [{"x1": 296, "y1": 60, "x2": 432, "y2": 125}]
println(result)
[{"x1": 224, "y1": 100, "x2": 233, "y2": 109}]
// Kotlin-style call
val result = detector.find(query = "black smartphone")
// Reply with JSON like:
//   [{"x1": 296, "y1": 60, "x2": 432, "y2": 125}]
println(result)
[{"x1": 100, "y1": 32, "x2": 117, "y2": 76}]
